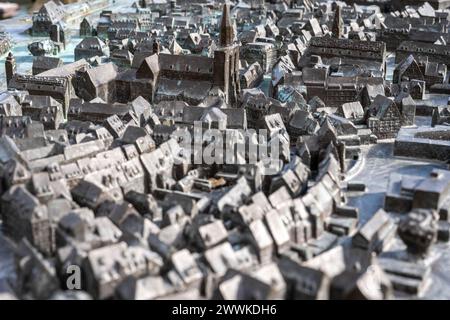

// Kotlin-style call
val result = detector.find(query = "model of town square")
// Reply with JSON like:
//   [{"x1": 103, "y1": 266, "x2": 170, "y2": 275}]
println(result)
[{"x1": 0, "y1": 0, "x2": 449, "y2": 300}]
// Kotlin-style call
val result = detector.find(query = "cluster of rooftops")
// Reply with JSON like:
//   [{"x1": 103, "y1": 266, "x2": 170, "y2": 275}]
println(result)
[{"x1": 0, "y1": 0, "x2": 449, "y2": 300}]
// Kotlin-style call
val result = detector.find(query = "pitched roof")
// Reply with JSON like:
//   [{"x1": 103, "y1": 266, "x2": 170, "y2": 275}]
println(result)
[
  {"x1": 159, "y1": 53, "x2": 213, "y2": 75},
  {"x1": 32, "y1": 56, "x2": 63, "y2": 72},
  {"x1": 340, "y1": 102, "x2": 364, "y2": 119},
  {"x1": 136, "y1": 54, "x2": 160, "y2": 79},
  {"x1": 395, "y1": 54, "x2": 416, "y2": 76},
  {"x1": 38, "y1": 59, "x2": 89, "y2": 77},
  {"x1": 76, "y1": 37, "x2": 107, "y2": 50},
  {"x1": 168, "y1": 38, "x2": 183, "y2": 55},
  {"x1": 368, "y1": 95, "x2": 399, "y2": 119},
  {"x1": 200, "y1": 107, "x2": 227, "y2": 123},
  {"x1": 86, "y1": 63, "x2": 118, "y2": 87},
  {"x1": 156, "y1": 79, "x2": 212, "y2": 104},
  {"x1": 39, "y1": 0, "x2": 65, "y2": 24}
]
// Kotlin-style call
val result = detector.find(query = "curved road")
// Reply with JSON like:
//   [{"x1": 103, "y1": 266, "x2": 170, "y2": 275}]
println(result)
[{"x1": 347, "y1": 140, "x2": 450, "y2": 299}]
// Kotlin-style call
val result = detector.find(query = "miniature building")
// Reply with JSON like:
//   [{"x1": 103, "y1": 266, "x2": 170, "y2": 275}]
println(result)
[
  {"x1": 74, "y1": 37, "x2": 110, "y2": 61},
  {"x1": 21, "y1": 95, "x2": 64, "y2": 130},
  {"x1": 84, "y1": 242, "x2": 162, "y2": 299},
  {"x1": 0, "y1": 32, "x2": 11, "y2": 57},
  {"x1": 212, "y1": 3, "x2": 241, "y2": 105},
  {"x1": 331, "y1": 5, "x2": 344, "y2": 39},
  {"x1": 365, "y1": 95, "x2": 402, "y2": 139},
  {"x1": 31, "y1": 0, "x2": 66, "y2": 36},
  {"x1": 302, "y1": 66, "x2": 384, "y2": 108},
  {"x1": 241, "y1": 42, "x2": 278, "y2": 73},
  {"x1": 32, "y1": 56, "x2": 63, "y2": 75},
  {"x1": 240, "y1": 62, "x2": 264, "y2": 89},
  {"x1": 394, "y1": 55, "x2": 447, "y2": 88},
  {"x1": 11, "y1": 58, "x2": 89, "y2": 115},
  {"x1": 1, "y1": 0, "x2": 450, "y2": 302},
  {"x1": 337, "y1": 101, "x2": 365, "y2": 124},
  {"x1": 5, "y1": 52, "x2": 16, "y2": 86},
  {"x1": 396, "y1": 41, "x2": 450, "y2": 68},
  {"x1": 75, "y1": 63, "x2": 118, "y2": 103},
  {"x1": 1, "y1": 185, "x2": 54, "y2": 256},
  {"x1": 307, "y1": 37, "x2": 386, "y2": 63},
  {"x1": 352, "y1": 209, "x2": 396, "y2": 252},
  {"x1": 80, "y1": 17, "x2": 95, "y2": 37},
  {"x1": 111, "y1": 50, "x2": 134, "y2": 68},
  {"x1": 0, "y1": 92, "x2": 21, "y2": 117},
  {"x1": 393, "y1": 55, "x2": 424, "y2": 84},
  {"x1": 394, "y1": 126, "x2": 450, "y2": 162}
]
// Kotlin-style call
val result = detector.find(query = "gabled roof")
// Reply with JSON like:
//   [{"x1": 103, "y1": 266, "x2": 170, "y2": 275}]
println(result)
[
  {"x1": 81, "y1": 17, "x2": 93, "y2": 25},
  {"x1": 69, "y1": 101, "x2": 131, "y2": 117},
  {"x1": 238, "y1": 30, "x2": 257, "y2": 44},
  {"x1": 159, "y1": 53, "x2": 213, "y2": 75},
  {"x1": 289, "y1": 110, "x2": 319, "y2": 133},
  {"x1": 368, "y1": 95, "x2": 399, "y2": 119},
  {"x1": 86, "y1": 63, "x2": 118, "y2": 87},
  {"x1": 200, "y1": 107, "x2": 227, "y2": 123},
  {"x1": 0, "y1": 92, "x2": 19, "y2": 106},
  {"x1": 308, "y1": 18, "x2": 323, "y2": 36},
  {"x1": 136, "y1": 54, "x2": 160, "y2": 79},
  {"x1": 186, "y1": 33, "x2": 201, "y2": 46},
  {"x1": 424, "y1": 60, "x2": 447, "y2": 78},
  {"x1": 168, "y1": 38, "x2": 183, "y2": 55},
  {"x1": 395, "y1": 54, "x2": 417, "y2": 76},
  {"x1": 76, "y1": 37, "x2": 107, "y2": 50},
  {"x1": 156, "y1": 79, "x2": 212, "y2": 104},
  {"x1": 32, "y1": 56, "x2": 63, "y2": 72},
  {"x1": 111, "y1": 49, "x2": 134, "y2": 61},
  {"x1": 198, "y1": 95, "x2": 227, "y2": 109},
  {"x1": 39, "y1": 59, "x2": 89, "y2": 77},
  {"x1": 340, "y1": 101, "x2": 364, "y2": 119},
  {"x1": 39, "y1": 0, "x2": 65, "y2": 24},
  {"x1": 0, "y1": 92, "x2": 21, "y2": 116},
  {"x1": 129, "y1": 96, "x2": 151, "y2": 116},
  {"x1": 23, "y1": 95, "x2": 62, "y2": 109},
  {"x1": 364, "y1": 83, "x2": 385, "y2": 100}
]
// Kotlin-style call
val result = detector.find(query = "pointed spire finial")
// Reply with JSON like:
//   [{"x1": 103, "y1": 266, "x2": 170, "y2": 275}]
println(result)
[
  {"x1": 332, "y1": 3, "x2": 343, "y2": 39},
  {"x1": 219, "y1": 3, "x2": 234, "y2": 47}
]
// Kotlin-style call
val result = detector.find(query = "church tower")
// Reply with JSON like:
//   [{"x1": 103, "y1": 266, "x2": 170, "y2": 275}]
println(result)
[
  {"x1": 331, "y1": 3, "x2": 343, "y2": 39},
  {"x1": 5, "y1": 52, "x2": 16, "y2": 87},
  {"x1": 213, "y1": 3, "x2": 240, "y2": 105}
]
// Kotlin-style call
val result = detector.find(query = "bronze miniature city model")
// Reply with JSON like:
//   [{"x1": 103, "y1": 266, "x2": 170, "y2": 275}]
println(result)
[{"x1": 0, "y1": 0, "x2": 449, "y2": 300}]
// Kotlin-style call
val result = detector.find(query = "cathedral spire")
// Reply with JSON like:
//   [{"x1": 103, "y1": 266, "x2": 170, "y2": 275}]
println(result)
[
  {"x1": 219, "y1": 3, "x2": 234, "y2": 47},
  {"x1": 332, "y1": 3, "x2": 343, "y2": 39}
]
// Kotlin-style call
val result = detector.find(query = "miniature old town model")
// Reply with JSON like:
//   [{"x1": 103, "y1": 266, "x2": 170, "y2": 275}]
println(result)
[{"x1": 0, "y1": 0, "x2": 449, "y2": 301}]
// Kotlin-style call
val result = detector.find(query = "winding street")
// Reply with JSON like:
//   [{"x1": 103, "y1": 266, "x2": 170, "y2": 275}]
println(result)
[{"x1": 347, "y1": 139, "x2": 450, "y2": 299}]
